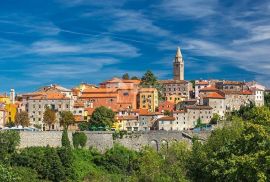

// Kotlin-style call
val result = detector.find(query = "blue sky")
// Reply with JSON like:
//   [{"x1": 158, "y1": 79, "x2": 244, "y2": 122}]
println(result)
[{"x1": 0, "y1": 0, "x2": 270, "y2": 92}]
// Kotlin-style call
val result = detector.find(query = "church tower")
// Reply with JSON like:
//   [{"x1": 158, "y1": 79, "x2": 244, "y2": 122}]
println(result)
[{"x1": 173, "y1": 47, "x2": 184, "y2": 80}]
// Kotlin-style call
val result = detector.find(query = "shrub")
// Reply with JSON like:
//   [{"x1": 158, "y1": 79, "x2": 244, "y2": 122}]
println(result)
[
  {"x1": 72, "y1": 132, "x2": 87, "y2": 149},
  {"x1": 61, "y1": 129, "x2": 70, "y2": 148},
  {"x1": 0, "y1": 164, "x2": 19, "y2": 182},
  {"x1": 0, "y1": 130, "x2": 20, "y2": 162}
]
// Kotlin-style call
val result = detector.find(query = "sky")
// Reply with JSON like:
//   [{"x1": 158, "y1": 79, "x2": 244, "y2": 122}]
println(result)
[{"x1": 0, "y1": 0, "x2": 270, "y2": 92}]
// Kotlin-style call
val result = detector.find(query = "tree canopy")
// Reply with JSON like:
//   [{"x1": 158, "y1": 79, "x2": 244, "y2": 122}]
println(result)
[
  {"x1": 43, "y1": 106, "x2": 56, "y2": 130},
  {"x1": 122, "y1": 73, "x2": 130, "y2": 80},
  {"x1": 15, "y1": 111, "x2": 29, "y2": 127},
  {"x1": 90, "y1": 106, "x2": 115, "y2": 127},
  {"x1": 60, "y1": 111, "x2": 75, "y2": 129}
]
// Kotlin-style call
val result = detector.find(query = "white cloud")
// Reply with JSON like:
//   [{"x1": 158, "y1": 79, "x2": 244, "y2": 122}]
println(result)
[{"x1": 156, "y1": 0, "x2": 218, "y2": 19}]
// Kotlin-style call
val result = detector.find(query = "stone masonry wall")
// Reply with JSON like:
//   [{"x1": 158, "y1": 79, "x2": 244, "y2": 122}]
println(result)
[{"x1": 19, "y1": 131, "x2": 201, "y2": 152}]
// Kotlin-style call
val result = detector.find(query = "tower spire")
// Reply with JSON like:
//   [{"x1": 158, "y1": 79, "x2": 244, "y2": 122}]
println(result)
[
  {"x1": 173, "y1": 46, "x2": 184, "y2": 80},
  {"x1": 176, "y1": 47, "x2": 182, "y2": 58}
]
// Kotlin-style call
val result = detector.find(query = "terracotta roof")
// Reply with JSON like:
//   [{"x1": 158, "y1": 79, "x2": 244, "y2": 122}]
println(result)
[
  {"x1": 186, "y1": 105, "x2": 212, "y2": 110},
  {"x1": 196, "y1": 81, "x2": 209, "y2": 85},
  {"x1": 85, "y1": 107, "x2": 95, "y2": 116},
  {"x1": 159, "y1": 80, "x2": 188, "y2": 84},
  {"x1": 223, "y1": 81, "x2": 243, "y2": 85},
  {"x1": 117, "y1": 115, "x2": 138, "y2": 120},
  {"x1": 80, "y1": 93, "x2": 118, "y2": 98},
  {"x1": 157, "y1": 116, "x2": 175, "y2": 121},
  {"x1": 82, "y1": 88, "x2": 117, "y2": 93},
  {"x1": 29, "y1": 93, "x2": 69, "y2": 100},
  {"x1": 242, "y1": 90, "x2": 253, "y2": 95},
  {"x1": 200, "y1": 86, "x2": 218, "y2": 92},
  {"x1": 205, "y1": 92, "x2": 225, "y2": 99}
]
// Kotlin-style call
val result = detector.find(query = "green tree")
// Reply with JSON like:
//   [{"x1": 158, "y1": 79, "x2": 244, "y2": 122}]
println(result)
[
  {"x1": 14, "y1": 111, "x2": 30, "y2": 127},
  {"x1": 94, "y1": 144, "x2": 139, "y2": 175},
  {"x1": 264, "y1": 92, "x2": 270, "y2": 107},
  {"x1": 0, "y1": 164, "x2": 20, "y2": 182},
  {"x1": 210, "y1": 113, "x2": 221, "y2": 124},
  {"x1": 131, "y1": 76, "x2": 140, "y2": 80},
  {"x1": 140, "y1": 70, "x2": 164, "y2": 101},
  {"x1": 43, "y1": 107, "x2": 56, "y2": 130},
  {"x1": 163, "y1": 141, "x2": 191, "y2": 182},
  {"x1": 140, "y1": 70, "x2": 158, "y2": 88},
  {"x1": 0, "y1": 130, "x2": 20, "y2": 162},
  {"x1": 60, "y1": 111, "x2": 75, "y2": 129},
  {"x1": 57, "y1": 147, "x2": 76, "y2": 180},
  {"x1": 13, "y1": 147, "x2": 66, "y2": 181},
  {"x1": 163, "y1": 110, "x2": 171, "y2": 116},
  {"x1": 43, "y1": 147, "x2": 65, "y2": 181},
  {"x1": 137, "y1": 147, "x2": 167, "y2": 182},
  {"x1": 90, "y1": 106, "x2": 115, "y2": 127},
  {"x1": 72, "y1": 132, "x2": 87, "y2": 149},
  {"x1": 61, "y1": 129, "x2": 70, "y2": 148},
  {"x1": 122, "y1": 73, "x2": 130, "y2": 80}
]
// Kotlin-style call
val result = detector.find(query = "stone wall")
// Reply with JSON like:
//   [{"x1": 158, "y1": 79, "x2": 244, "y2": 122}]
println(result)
[
  {"x1": 19, "y1": 131, "x2": 73, "y2": 148},
  {"x1": 19, "y1": 130, "x2": 205, "y2": 152}
]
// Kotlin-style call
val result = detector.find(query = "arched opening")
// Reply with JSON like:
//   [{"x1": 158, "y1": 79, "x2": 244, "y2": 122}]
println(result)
[{"x1": 150, "y1": 140, "x2": 158, "y2": 151}]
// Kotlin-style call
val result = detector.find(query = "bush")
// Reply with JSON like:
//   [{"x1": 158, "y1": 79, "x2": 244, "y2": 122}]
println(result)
[
  {"x1": 93, "y1": 144, "x2": 139, "y2": 175},
  {"x1": 0, "y1": 130, "x2": 20, "y2": 162},
  {"x1": 0, "y1": 164, "x2": 20, "y2": 182},
  {"x1": 12, "y1": 166, "x2": 41, "y2": 182},
  {"x1": 12, "y1": 147, "x2": 66, "y2": 181},
  {"x1": 61, "y1": 129, "x2": 70, "y2": 148},
  {"x1": 72, "y1": 132, "x2": 87, "y2": 149}
]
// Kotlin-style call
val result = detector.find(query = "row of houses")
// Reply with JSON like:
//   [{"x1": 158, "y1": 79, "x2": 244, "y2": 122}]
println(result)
[{"x1": 0, "y1": 48, "x2": 266, "y2": 131}]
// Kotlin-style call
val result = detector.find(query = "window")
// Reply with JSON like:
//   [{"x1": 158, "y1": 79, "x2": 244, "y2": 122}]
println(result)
[
  {"x1": 123, "y1": 92, "x2": 129, "y2": 96},
  {"x1": 66, "y1": 104, "x2": 69, "y2": 108}
]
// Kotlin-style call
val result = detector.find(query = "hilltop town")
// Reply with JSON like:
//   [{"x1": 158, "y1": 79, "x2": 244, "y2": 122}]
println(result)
[{"x1": 0, "y1": 47, "x2": 266, "y2": 132}]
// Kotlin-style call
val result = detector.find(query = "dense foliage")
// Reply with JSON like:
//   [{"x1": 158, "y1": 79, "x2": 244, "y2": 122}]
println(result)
[
  {"x1": 15, "y1": 111, "x2": 30, "y2": 127},
  {"x1": 1, "y1": 104, "x2": 270, "y2": 181},
  {"x1": 59, "y1": 111, "x2": 75, "y2": 129},
  {"x1": 61, "y1": 129, "x2": 70, "y2": 148},
  {"x1": 72, "y1": 132, "x2": 87, "y2": 148},
  {"x1": 90, "y1": 106, "x2": 115, "y2": 127},
  {"x1": 43, "y1": 107, "x2": 56, "y2": 130}
]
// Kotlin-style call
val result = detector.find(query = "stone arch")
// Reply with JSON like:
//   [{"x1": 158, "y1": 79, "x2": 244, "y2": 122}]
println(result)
[{"x1": 149, "y1": 140, "x2": 158, "y2": 151}]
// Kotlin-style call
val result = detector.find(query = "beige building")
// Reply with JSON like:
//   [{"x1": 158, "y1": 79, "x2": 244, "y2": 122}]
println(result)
[
  {"x1": 165, "y1": 94, "x2": 185, "y2": 104},
  {"x1": 203, "y1": 92, "x2": 226, "y2": 119},
  {"x1": 186, "y1": 105, "x2": 213, "y2": 125},
  {"x1": 138, "y1": 88, "x2": 158, "y2": 112},
  {"x1": 26, "y1": 92, "x2": 74, "y2": 131}
]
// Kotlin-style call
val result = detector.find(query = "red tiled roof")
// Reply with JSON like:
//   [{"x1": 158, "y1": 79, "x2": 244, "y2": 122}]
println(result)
[
  {"x1": 29, "y1": 93, "x2": 69, "y2": 100},
  {"x1": 242, "y1": 90, "x2": 253, "y2": 95},
  {"x1": 196, "y1": 81, "x2": 209, "y2": 85},
  {"x1": 157, "y1": 116, "x2": 175, "y2": 121},
  {"x1": 80, "y1": 93, "x2": 118, "y2": 98},
  {"x1": 205, "y1": 92, "x2": 225, "y2": 99},
  {"x1": 200, "y1": 86, "x2": 218, "y2": 91}
]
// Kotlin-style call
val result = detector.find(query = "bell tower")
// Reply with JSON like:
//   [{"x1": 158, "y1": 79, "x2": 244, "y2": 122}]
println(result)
[{"x1": 173, "y1": 47, "x2": 184, "y2": 80}]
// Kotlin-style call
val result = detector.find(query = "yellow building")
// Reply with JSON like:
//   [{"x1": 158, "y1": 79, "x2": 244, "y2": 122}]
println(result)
[
  {"x1": 0, "y1": 94, "x2": 17, "y2": 123},
  {"x1": 165, "y1": 94, "x2": 186, "y2": 104},
  {"x1": 138, "y1": 88, "x2": 158, "y2": 112}
]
